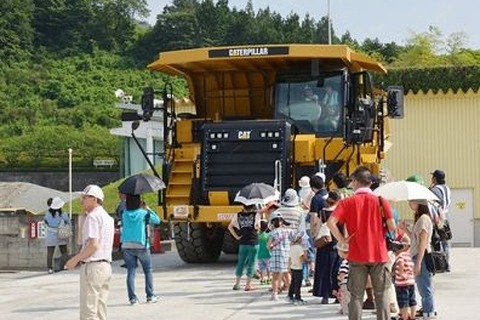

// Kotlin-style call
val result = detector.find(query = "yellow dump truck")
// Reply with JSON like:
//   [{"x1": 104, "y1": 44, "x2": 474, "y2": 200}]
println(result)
[{"x1": 139, "y1": 44, "x2": 403, "y2": 262}]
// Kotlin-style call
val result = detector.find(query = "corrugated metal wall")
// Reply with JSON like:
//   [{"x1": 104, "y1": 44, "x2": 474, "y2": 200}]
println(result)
[{"x1": 383, "y1": 89, "x2": 480, "y2": 218}]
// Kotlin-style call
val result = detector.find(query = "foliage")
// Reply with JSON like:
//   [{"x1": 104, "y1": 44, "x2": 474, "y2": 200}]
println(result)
[
  {"x1": 376, "y1": 65, "x2": 480, "y2": 94},
  {"x1": 0, "y1": 0, "x2": 479, "y2": 170}
]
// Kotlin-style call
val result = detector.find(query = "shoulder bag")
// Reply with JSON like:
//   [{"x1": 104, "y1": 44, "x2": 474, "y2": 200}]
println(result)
[
  {"x1": 314, "y1": 210, "x2": 332, "y2": 249},
  {"x1": 424, "y1": 250, "x2": 449, "y2": 275},
  {"x1": 57, "y1": 218, "x2": 72, "y2": 239}
]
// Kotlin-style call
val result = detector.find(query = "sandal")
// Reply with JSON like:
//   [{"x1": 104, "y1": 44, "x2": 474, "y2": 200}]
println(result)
[
  {"x1": 232, "y1": 284, "x2": 241, "y2": 290},
  {"x1": 244, "y1": 285, "x2": 256, "y2": 291}
]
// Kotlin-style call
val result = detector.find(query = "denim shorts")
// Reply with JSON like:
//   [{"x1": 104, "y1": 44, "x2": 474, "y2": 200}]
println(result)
[{"x1": 395, "y1": 285, "x2": 417, "y2": 308}]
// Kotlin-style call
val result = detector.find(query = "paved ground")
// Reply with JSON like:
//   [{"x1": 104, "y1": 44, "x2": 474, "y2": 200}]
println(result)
[{"x1": 1, "y1": 247, "x2": 478, "y2": 319}]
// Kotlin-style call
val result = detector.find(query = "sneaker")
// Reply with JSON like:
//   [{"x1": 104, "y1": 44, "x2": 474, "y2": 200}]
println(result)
[
  {"x1": 296, "y1": 299, "x2": 307, "y2": 305},
  {"x1": 130, "y1": 299, "x2": 140, "y2": 305},
  {"x1": 286, "y1": 296, "x2": 294, "y2": 303},
  {"x1": 271, "y1": 294, "x2": 279, "y2": 301},
  {"x1": 48, "y1": 269, "x2": 54, "y2": 274},
  {"x1": 266, "y1": 279, "x2": 272, "y2": 284},
  {"x1": 260, "y1": 279, "x2": 266, "y2": 285},
  {"x1": 147, "y1": 295, "x2": 160, "y2": 303},
  {"x1": 304, "y1": 279, "x2": 312, "y2": 287},
  {"x1": 232, "y1": 284, "x2": 241, "y2": 290}
]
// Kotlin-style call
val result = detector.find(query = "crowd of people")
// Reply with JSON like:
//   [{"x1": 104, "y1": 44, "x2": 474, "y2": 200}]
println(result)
[
  {"x1": 228, "y1": 167, "x2": 452, "y2": 320},
  {"x1": 43, "y1": 167, "x2": 451, "y2": 320}
]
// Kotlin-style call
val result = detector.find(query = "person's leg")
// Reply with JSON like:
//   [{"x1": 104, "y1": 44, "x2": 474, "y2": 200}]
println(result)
[
  {"x1": 59, "y1": 244, "x2": 68, "y2": 268},
  {"x1": 123, "y1": 249, "x2": 138, "y2": 302},
  {"x1": 96, "y1": 262, "x2": 112, "y2": 320},
  {"x1": 347, "y1": 262, "x2": 369, "y2": 320},
  {"x1": 271, "y1": 271, "x2": 280, "y2": 299},
  {"x1": 80, "y1": 263, "x2": 111, "y2": 320},
  {"x1": 441, "y1": 240, "x2": 451, "y2": 271},
  {"x1": 47, "y1": 246, "x2": 55, "y2": 271},
  {"x1": 138, "y1": 249, "x2": 155, "y2": 299},
  {"x1": 363, "y1": 275, "x2": 375, "y2": 309},
  {"x1": 370, "y1": 262, "x2": 390, "y2": 320},
  {"x1": 414, "y1": 257, "x2": 435, "y2": 318},
  {"x1": 235, "y1": 244, "x2": 248, "y2": 277},
  {"x1": 245, "y1": 245, "x2": 259, "y2": 289},
  {"x1": 293, "y1": 269, "x2": 303, "y2": 300}
]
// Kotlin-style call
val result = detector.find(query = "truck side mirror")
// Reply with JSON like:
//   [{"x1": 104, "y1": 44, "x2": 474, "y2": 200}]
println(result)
[{"x1": 387, "y1": 86, "x2": 404, "y2": 119}]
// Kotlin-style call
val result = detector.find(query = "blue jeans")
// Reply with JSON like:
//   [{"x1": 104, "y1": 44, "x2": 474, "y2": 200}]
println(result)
[
  {"x1": 235, "y1": 244, "x2": 258, "y2": 277},
  {"x1": 413, "y1": 255, "x2": 435, "y2": 317},
  {"x1": 123, "y1": 248, "x2": 155, "y2": 301}
]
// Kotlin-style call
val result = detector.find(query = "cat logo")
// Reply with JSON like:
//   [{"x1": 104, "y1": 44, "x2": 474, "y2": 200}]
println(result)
[{"x1": 238, "y1": 130, "x2": 251, "y2": 140}]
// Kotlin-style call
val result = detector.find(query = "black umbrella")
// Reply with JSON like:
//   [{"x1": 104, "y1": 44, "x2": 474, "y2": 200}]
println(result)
[
  {"x1": 234, "y1": 182, "x2": 280, "y2": 206},
  {"x1": 118, "y1": 174, "x2": 166, "y2": 195}
]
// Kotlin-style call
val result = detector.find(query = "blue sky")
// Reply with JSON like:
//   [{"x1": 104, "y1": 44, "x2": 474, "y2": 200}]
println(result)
[{"x1": 146, "y1": 0, "x2": 479, "y2": 49}]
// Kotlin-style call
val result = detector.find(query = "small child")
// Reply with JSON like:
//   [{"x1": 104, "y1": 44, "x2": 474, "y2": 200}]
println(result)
[
  {"x1": 288, "y1": 232, "x2": 306, "y2": 305},
  {"x1": 257, "y1": 220, "x2": 272, "y2": 285},
  {"x1": 393, "y1": 234, "x2": 417, "y2": 320},
  {"x1": 268, "y1": 212, "x2": 293, "y2": 301},
  {"x1": 336, "y1": 244, "x2": 350, "y2": 315}
]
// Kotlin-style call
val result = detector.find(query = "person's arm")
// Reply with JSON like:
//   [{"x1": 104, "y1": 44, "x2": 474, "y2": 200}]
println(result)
[
  {"x1": 65, "y1": 237, "x2": 98, "y2": 269},
  {"x1": 145, "y1": 208, "x2": 161, "y2": 225},
  {"x1": 327, "y1": 214, "x2": 346, "y2": 245},
  {"x1": 227, "y1": 215, "x2": 241, "y2": 241},
  {"x1": 414, "y1": 229, "x2": 429, "y2": 276}
]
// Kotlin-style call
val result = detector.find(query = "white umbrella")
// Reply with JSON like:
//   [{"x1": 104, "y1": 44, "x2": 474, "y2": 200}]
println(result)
[{"x1": 374, "y1": 181, "x2": 439, "y2": 202}]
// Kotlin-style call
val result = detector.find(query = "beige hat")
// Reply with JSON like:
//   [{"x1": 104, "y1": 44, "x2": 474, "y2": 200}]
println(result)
[{"x1": 81, "y1": 185, "x2": 104, "y2": 201}]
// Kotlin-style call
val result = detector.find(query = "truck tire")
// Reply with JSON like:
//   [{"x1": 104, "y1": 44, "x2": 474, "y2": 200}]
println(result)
[
  {"x1": 173, "y1": 222, "x2": 224, "y2": 263},
  {"x1": 222, "y1": 230, "x2": 239, "y2": 254}
]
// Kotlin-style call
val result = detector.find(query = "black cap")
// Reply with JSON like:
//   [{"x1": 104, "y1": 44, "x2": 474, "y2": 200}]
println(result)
[{"x1": 431, "y1": 169, "x2": 445, "y2": 181}]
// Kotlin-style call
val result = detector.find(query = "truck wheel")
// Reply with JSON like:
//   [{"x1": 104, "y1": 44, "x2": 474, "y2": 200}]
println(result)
[
  {"x1": 222, "y1": 230, "x2": 239, "y2": 254},
  {"x1": 173, "y1": 222, "x2": 224, "y2": 263}
]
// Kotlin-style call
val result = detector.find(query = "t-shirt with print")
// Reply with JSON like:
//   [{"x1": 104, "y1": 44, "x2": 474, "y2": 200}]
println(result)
[{"x1": 289, "y1": 243, "x2": 304, "y2": 270}]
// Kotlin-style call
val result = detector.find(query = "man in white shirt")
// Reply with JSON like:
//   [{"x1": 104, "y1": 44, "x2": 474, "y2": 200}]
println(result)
[{"x1": 65, "y1": 185, "x2": 114, "y2": 320}]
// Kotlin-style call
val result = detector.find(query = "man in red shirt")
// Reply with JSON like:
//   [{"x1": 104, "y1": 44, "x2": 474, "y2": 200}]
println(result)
[{"x1": 328, "y1": 166, "x2": 396, "y2": 320}]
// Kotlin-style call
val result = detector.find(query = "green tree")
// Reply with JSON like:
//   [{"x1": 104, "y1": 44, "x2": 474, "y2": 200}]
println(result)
[{"x1": 0, "y1": 0, "x2": 34, "y2": 62}]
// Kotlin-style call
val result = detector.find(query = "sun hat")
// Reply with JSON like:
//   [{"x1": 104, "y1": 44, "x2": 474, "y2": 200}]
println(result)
[
  {"x1": 49, "y1": 197, "x2": 65, "y2": 210},
  {"x1": 298, "y1": 176, "x2": 310, "y2": 188},
  {"x1": 281, "y1": 188, "x2": 300, "y2": 207},
  {"x1": 81, "y1": 184, "x2": 104, "y2": 201}
]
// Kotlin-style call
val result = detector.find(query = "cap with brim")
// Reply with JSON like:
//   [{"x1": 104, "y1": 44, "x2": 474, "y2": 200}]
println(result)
[
  {"x1": 405, "y1": 174, "x2": 424, "y2": 185},
  {"x1": 270, "y1": 211, "x2": 290, "y2": 225},
  {"x1": 50, "y1": 197, "x2": 65, "y2": 210},
  {"x1": 81, "y1": 184, "x2": 104, "y2": 202},
  {"x1": 431, "y1": 169, "x2": 445, "y2": 181}
]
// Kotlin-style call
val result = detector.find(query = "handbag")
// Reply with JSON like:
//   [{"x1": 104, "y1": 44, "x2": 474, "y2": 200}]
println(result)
[
  {"x1": 57, "y1": 218, "x2": 72, "y2": 239},
  {"x1": 424, "y1": 250, "x2": 449, "y2": 275},
  {"x1": 314, "y1": 210, "x2": 332, "y2": 249},
  {"x1": 436, "y1": 220, "x2": 453, "y2": 241}
]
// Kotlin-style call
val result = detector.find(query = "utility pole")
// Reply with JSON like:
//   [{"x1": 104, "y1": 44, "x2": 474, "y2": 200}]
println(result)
[{"x1": 327, "y1": 0, "x2": 332, "y2": 44}]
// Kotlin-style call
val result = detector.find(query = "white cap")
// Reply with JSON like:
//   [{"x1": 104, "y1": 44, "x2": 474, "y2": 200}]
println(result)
[
  {"x1": 281, "y1": 188, "x2": 300, "y2": 207},
  {"x1": 315, "y1": 172, "x2": 326, "y2": 182},
  {"x1": 50, "y1": 197, "x2": 65, "y2": 210},
  {"x1": 81, "y1": 185, "x2": 104, "y2": 202},
  {"x1": 298, "y1": 176, "x2": 310, "y2": 188}
]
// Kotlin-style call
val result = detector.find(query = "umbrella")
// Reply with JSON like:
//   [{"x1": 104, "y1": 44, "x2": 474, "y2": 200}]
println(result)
[
  {"x1": 234, "y1": 183, "x2": 280, "y2": 206},
  {"x1": 373, "y1": 181, "x2": 439, "y2": 202},
  {"x1": 118, "y1": 174, "x2": 166, "y2": 195}
]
